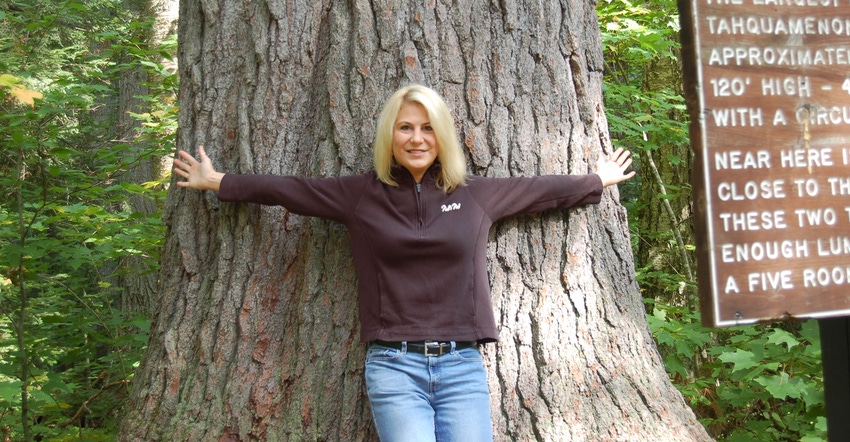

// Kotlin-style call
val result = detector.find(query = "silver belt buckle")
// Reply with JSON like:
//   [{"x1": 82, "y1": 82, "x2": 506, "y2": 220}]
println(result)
[{"x1": 424, "y1": 340, "x2": 444, "y2": 357}]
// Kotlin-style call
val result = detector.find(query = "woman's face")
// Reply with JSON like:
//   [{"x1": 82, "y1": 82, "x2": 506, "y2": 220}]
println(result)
[{"x1": 392, "y1": 102, "x2": 439, "y2": 183}]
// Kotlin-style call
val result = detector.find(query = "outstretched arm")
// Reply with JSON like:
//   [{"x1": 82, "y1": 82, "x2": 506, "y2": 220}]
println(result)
[
  {"x1": 173, "y1": 146, "x2": 225, "y2": 192},
  {"x1": 595, "y1": 148, "x2": 635, "y2": 187}
]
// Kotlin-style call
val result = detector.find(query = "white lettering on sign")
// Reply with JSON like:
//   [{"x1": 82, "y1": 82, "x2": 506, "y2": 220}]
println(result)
[
  {"x1": 710, "y1": 77, "x2": 751, "y2": 96},
  {"x1": 725, "y1": 276, "x2": 741, "y2": 294},
  {"x1": 793, "y1": 178, "x2": 820, "y2": 196},
  {"x1": 714, "y1": 150, "x2": 771, "y2": 169},
  {"x1": 711, "y1": 107, "x2": 764, "y2": 126},
  {"x1": 717, "y1": 180, "x2": 786, "y2": 201},
  {"x1": 718, "y1": 210, "x2": 788, "y2": 231},
  {"x1": 747, "y1": 271, "x2": 794, "y2": 292},
  {"x1": 794, "y1": 207, "x2": 838, "y2": 226},
  {"x1": 705, "y1": 0, "x2": 743, "y2": 5},
  {"x1": 773, "y1": 109, "x2": 788, "y2": 125},
  {"x1": 761, "y1": 76, "x2": 812, "y2": 97},
  {"x1": 816, "y1": 236, "x2": 850, "y2": 256},
  {"x1": 708, "y1": 46, "x2": 850, "y2": 66},
  {"x1": 706, "y1": 16, "x2": 850, "y2": 36},
  {"x1": 803, "y1": 266, "x2": 850, "y2": 288},
  {"x1": 752, "y1": 0, "x2": 840, "y2": 7},
  {"x1": 721, "y1": 239, "x2": 810, "y2": 262},
  {"x1": 827, "y1": 177, "x2": 850, "y2": 195},
  {"x1": 780, "y1": 148, "x2": 834, "y2": 168},
  {"x1": 796, "y1": 105, "x2": 850, "y2": 125}
]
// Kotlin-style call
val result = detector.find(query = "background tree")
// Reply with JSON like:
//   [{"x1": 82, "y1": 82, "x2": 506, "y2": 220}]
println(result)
[
  {"x1": 110, "y1": 0, "x2": 179, "y2": 315},
  {"x1": 598, "y1": 0, "x2": 694, "y2": 306},
  {"x1": 119, "y1": 0, "x2": 709, "y2": 440},
  {"x1": 0, "y1": 1, "x2": 173, "y2": 440}
]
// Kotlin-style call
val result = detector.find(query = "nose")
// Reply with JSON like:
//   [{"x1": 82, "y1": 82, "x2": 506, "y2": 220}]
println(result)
[{"x1": 411, "y1": 128, "x2": 423, "y2": 143}]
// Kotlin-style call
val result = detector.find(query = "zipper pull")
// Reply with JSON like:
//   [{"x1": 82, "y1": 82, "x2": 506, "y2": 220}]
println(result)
[{"x1": 416, "y1": 183, "x2": 421, "y2": 193}]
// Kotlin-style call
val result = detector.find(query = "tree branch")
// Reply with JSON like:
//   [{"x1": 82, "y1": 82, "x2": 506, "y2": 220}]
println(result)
[
  {"x1": 644, "y1": 148, "x2": 695, "y2": 291},
  {"x1": 60, "y1": 379, "x2": 131, "y2": 429}
]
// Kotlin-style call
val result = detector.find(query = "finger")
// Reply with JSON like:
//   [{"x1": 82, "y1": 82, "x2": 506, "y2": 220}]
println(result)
[
  {"x1": 176, "y1": 151, "x2": 194, "y2": 166},
  {"x1": 610, "y1": 150, "x2": 631, "y2": 171},
  {"x1": 173, "y1": 157, "x2": 193, "y2": 173},
  {"x1": 613, "y1": 149, "x2": 630, "y2": 164}
]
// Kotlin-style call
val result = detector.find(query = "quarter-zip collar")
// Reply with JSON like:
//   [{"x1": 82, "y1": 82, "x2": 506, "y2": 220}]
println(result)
[
  {"x1": 391, "y1": 162, "x2": 441, "y2": 237},
  {"x1": 392, "y1": 161, "x2": 442, "y2": 188}
]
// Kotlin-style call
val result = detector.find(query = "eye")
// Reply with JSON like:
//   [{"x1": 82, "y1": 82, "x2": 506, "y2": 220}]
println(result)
[{"x1": 423, "y1": 124, "x2": 434, "y2": 132}]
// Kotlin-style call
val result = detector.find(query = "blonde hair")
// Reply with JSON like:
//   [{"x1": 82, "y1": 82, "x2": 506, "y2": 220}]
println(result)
[{"x1": 373, "y1": 85, "x2": 467, "y2": 192}]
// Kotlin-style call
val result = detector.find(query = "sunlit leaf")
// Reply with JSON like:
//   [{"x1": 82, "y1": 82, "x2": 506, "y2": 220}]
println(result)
[{"x1": 9, "y1": 86, "x2": 43, "y2": 107}]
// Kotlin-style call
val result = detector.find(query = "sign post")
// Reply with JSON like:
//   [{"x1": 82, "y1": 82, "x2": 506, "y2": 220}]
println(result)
[
  {"x1": 819, "y1": 317, "x2": 850, "y2": 436},
  {"x1": 678, "y1": 0, "x2": 850, "y2": 437}
]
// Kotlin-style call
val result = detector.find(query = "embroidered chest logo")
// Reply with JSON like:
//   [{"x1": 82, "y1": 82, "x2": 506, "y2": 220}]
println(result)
[{"x1": 441, "y1": 203, "x2": 462, "y2": 213}]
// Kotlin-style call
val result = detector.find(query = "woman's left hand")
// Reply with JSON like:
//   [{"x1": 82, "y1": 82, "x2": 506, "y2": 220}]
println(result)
[{"x1": 595, "y1": 148, "x2": 635, "y2": 187}]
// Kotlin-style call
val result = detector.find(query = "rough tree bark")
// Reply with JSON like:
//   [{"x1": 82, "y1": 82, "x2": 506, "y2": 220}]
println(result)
[{"x1": 119, "y1": 0, "x2": 711, "y2": 440}]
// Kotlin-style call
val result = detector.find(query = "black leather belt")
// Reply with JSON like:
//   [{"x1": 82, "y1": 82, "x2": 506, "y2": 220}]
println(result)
[{"x1": 372, "y1": 340, "x2": 478, "y2": 357}]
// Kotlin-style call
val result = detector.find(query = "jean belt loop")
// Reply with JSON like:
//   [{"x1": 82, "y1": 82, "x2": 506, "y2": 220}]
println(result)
[
  {"x1": 401, "y1": 341, "x2": 408, "y2": 354},
  {"x1": 450, "y1": 341, "x2": 457, "y2": 352}
]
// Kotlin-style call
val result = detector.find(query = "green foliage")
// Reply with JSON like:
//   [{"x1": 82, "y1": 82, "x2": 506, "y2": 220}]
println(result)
[
  {"x1": 647, "y1": 302, "x2": 826, "y2": 441},
  {"x1": 598, "y1": 0, "x2": 687, "y2": 153},
  {"x1": 0, "y1": 1, "x2": 175, "y2": 440}
]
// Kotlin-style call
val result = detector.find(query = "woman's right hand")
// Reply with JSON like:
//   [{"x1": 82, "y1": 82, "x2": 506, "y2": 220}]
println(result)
[{"x1": 173, "y1": 145, "x2": 225, "y2": 192}]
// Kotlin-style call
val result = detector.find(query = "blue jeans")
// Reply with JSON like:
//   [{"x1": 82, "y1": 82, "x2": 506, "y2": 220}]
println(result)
[{"x1": 364, "y1": 342, "x2": 494, "y2": 442}]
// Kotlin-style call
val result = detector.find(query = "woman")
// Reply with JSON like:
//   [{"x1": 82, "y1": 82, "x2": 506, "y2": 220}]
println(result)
[{"x1": 173, "y1": 85, "x2": 634, "y2": 441}]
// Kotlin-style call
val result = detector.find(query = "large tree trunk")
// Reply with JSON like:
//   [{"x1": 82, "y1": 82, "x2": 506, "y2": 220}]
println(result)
[{"x1": 119, "y1": 0, "x2": 711, "y2": 440}]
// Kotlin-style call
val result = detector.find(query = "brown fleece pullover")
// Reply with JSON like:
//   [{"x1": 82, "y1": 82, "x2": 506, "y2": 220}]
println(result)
[{"x1": 218, "y1": 164, "x2": 603, "y2": 343}]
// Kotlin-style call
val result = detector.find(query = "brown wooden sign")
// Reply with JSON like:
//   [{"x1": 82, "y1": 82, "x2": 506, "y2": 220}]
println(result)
[{"x1": 679, "y1": 0, "x2": 850, "y2": 327}]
